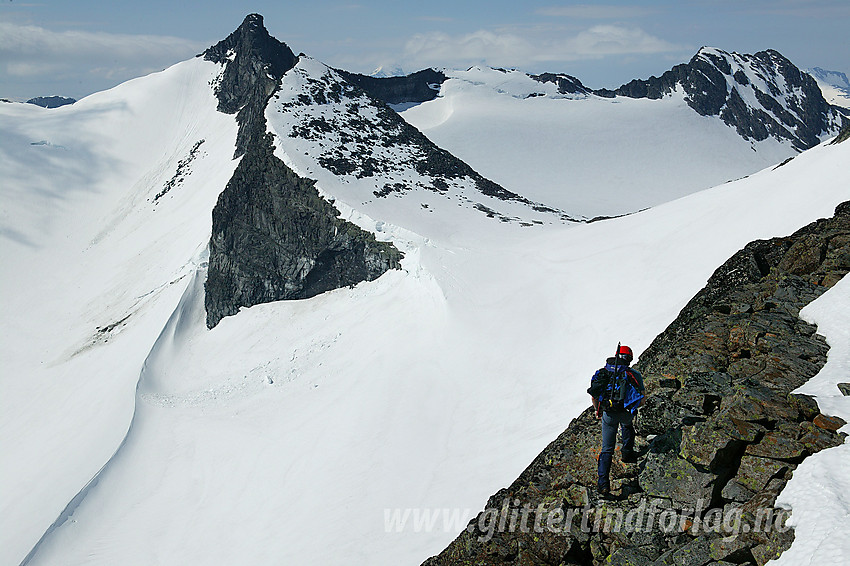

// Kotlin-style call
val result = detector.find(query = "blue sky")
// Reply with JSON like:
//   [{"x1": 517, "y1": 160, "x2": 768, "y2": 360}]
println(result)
[{"x1": 1, "y1": 0, "x2": 848, "y2": 100}]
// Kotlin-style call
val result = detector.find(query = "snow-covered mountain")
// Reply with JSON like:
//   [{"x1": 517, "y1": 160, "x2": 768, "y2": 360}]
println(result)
[
  {"x1": 1, "y1": 13, "x2": 848, "y2": 566},
  {"x1": 397, "y1": 48, "x2": 847, "y2": 218},
  {"x1": 370, "y1": 65, "x2": 407, "y2": 78},
  {"x1": 807, "y1": 67, "x2": 850, "y2": 109},
  {"x1": 609, "y1": 48, "x2": 846, "y2": 150}
]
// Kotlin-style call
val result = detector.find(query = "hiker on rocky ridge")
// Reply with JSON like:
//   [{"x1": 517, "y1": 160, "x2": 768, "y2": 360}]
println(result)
[{"x1": 588, "y1": 344, "x2": 645, "y2": 496}]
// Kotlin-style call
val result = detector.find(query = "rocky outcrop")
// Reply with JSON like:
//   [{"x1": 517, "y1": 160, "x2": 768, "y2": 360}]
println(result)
[
  {"x1": 25, "y1": 96, "x2": 76, "y2": 108},
  {"x1": 831, "y1": 124, "x2": 850, "y2": 145},
  {"x1": 531, "y1": 73, "x2": 592, "y2": 96},
  {"x1": 205, "y1": 133, "x2": 401, "y2": 327},
  {"x1": 335, "y1": 68, "x2": 447, "y2": 106},
  {"x1": 595, "y1": 48, "x2": 848, "y2": 151},
  {"x1": 202, "y1": 14, "x2": 402, "y2": 328},
  {"x1": 423, "y1": 202, "x2": 850, "y2": 566},
  {"x1": 203, "y1": 13, "x2": 298, "y2": 156}
]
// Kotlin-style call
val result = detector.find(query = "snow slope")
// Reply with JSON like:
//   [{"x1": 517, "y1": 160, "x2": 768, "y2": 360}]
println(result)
[
  {"x1": 400, "y1": 66, "x2": 803, "y2": 219},
  {"x1": 3, "y1": 55, "x2": 847, "y2": 566},
  {"x1": 0, "y1": 57, "x2": 240, "y2": 565}
]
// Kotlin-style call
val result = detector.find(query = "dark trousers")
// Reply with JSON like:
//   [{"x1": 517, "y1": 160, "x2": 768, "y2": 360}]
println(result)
[{"x1": 597, "y1": 410, "x2": 635, "y2": 489}]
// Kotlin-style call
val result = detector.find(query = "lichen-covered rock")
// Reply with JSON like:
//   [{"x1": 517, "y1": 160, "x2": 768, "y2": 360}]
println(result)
[
  {"x1": 639, "y1": 452, "x2": 716, "y2": 505},
  {"x1": 743, "y1": 432, "x2": 805, "y2": 460},
  {"x1": 812, "y1": 413, "x2": 846, "y2": 431}
]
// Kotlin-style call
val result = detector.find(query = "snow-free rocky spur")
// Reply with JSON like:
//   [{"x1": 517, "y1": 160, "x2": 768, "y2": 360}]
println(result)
[
  {"x1": 201, "y1": 14, "x2": 402, "y2": 328},
  {"x1": 2, "y1": 12, "x2": 849, "y2": 566},
  {"x1": 424, "y1": 198, "x2": 850, "y2": 566}
]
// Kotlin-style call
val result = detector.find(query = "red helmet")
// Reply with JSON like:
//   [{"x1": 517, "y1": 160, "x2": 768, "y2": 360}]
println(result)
[{"x1": 617, "y1": 345, "x2": 633, "y2": 361}]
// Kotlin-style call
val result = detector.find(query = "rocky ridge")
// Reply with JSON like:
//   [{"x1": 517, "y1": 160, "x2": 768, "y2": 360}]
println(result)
[
  {"x1": 25, "y1": 96, "x2": 76, "y2": 108},
  {"x1": 806, "y1": 67, "x2": 850, "y2": 108},
  {"x1": 336, "y1": 68, "x2": 447, "y2": 106},
  {"x1": 598, "y1": 48, "x2": 848, "y2": 151},
  {"x1": 531, "y1": 73, "x2": 592, "y2": 96},
  {"x1": 267, "y1": 57, "x2": 572, "y2": 223},
  {"x1": 424, "y1": 200, "x2": 850, "y2": 566},
  {"x1": 202, "y1": 14, "x2": 403, "y2": 328}
]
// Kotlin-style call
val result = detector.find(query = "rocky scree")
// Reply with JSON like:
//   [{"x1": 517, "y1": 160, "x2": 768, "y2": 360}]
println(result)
[
  {"x1": 424, "y1": 201, "x2": 850, "y2": 566},
  {"x1": 202, "y1": 14, "x2": 402, "y2": 328}
]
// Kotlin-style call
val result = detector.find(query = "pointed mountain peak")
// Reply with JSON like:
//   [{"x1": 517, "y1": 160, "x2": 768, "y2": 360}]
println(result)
[
  {"x1": 202, "y1": 13, "x2": 298, "y2": 117},
  {"x1": 203, "y1": 13, "x2": 297, "y2": 85}
]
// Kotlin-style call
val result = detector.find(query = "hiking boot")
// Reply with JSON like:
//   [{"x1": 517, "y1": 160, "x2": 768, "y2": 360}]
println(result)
[
  {"x1": 597, "y1": 484, "x2": 611, "y2": 497},
  {"x1": 621, "y1": 450, "x2": 637, "y2": 464}
]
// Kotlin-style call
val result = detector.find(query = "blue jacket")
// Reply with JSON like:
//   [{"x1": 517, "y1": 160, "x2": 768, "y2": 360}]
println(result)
[{"x1": 590, "y1": 360, "x2": 645, "y2": 414}]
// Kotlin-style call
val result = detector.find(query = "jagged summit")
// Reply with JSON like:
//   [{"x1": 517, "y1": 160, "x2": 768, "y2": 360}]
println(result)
[
  {"x1": 601, "y1": 46, "x2": 848, "y2": 150},
  {"x1": 202, "y1": 14, "x2": 297, "y2": 115},
  {"x1": 203, "y1": 13, "x2": 295, "y2": 72},
  {"x1": 201, "y1": 14, "x2": 403, "y2": 328}
]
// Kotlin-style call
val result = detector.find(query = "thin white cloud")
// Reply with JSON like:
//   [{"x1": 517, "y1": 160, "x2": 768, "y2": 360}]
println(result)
[
  {"x1": 562, "y1": 25, "x2": 681, "y2": 57},
  {"x1": 400, "y1": 25, "x2": 684, "y2": 70},
  {"x1": 403, "y1": 30, "x2": 536, "y2": 68},
  {"x1": 536, "y1": 4, "x2": 654, "y2": 19},
  {"x1": 0, "y1": 21, "x2": 204, "y2": 79}
]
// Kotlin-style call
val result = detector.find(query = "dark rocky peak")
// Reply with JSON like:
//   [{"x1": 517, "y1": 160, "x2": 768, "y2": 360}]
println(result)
[
  {"x1": 203, "y1": 13, "x2": 298, "y2": 115},
  {"x1": 26, "y1": 96, "x2": 76, "y2": 108},
  {"x1": 204, "y1": 132, "x2": 403, "y2": 328},
  {"x1": 530, "y1": 72, "x2": 591, "y2": 96},
  {"x1": 335, "y1": 68, "x2": 447, "y2": 106},
  {"x1": 201, "y1": 15, "x2": 403, "y2": 328},
  {"x1": 598, "y1": 47, "x2": 848, "y2": 151}
]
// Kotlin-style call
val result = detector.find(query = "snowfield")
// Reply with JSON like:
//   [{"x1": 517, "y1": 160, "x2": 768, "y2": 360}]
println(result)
[
  {"x1": 0, "y1": 57, "x2": 240, "y2": 565},
  {"x1": 1, "y1": 52, "x2": 848, "y2": 566},
  {"x1": 400, "y1": 66, "x2": 808, "y2": 219}
]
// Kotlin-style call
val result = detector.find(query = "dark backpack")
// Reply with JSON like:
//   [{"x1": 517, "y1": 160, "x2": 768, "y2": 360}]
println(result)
[{"x1": 588, "y1": 367, "x2": 632, "y2": 411}]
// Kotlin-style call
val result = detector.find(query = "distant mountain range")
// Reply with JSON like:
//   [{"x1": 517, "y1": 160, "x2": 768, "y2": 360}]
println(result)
[
  {"x1": 807, "y1": 67, "x2": 850, "y2": 108},
  {"x1": 347, "y1": 48, "x2": 847, "y2": 153}
]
